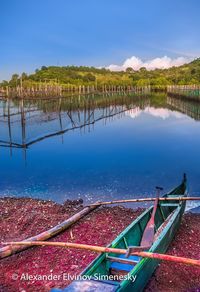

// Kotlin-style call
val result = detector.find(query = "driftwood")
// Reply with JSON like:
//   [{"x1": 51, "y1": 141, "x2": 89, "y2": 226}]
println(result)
[
  {"x1": 3, "y1": 241, "x2": 200, "y2": 267},
  {"x1": 89, "y1": 196, "x2": 200, "y2": 207},
  {"x1": 0, "y1": 205, "x2": 97, "y2": 259}
]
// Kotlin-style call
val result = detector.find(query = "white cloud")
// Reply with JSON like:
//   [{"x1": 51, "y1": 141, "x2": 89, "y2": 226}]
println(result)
[
  {"x1": 107, "y1": 56, "x2": 192, "y2": 71},
  {"x1": 126, "y1": 107, "x2": 142, "y2": 119},
  {"x1": 126, "y1": 107, "x2": 183, "y2": 120},
  {"x1": 144, "y1": 107, "x2": 183, "y2": 119}
]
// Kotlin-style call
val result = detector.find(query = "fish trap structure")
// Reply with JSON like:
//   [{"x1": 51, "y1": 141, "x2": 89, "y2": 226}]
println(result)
[
  {"x1": 0, "y1": 93, "x2": 150, "y2": 155},
  {"x1": 167, "y1": 85, "x2": 200, "y2": 101}
]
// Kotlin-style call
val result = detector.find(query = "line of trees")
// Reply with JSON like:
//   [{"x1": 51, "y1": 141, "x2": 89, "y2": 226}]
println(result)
[{"x1": 1, "y1": 58, "x2": 200, "y2": 88}]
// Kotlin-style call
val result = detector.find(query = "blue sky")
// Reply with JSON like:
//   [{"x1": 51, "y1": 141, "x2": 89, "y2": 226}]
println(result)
[{"x1": 1, "y1": 0, "x2": 200, "y2": 80}]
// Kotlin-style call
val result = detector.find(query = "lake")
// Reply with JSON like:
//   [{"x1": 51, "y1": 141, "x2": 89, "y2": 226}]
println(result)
[{"x1": 0, "y1": 93, "x2": 200, "y2": 208}]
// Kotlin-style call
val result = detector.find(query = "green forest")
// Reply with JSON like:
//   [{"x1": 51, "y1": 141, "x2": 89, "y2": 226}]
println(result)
[{"x1": 1, "y1": 58, "x2": 200, "y2": 88}]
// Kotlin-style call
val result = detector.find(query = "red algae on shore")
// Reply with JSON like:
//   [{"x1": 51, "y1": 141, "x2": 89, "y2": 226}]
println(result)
[
  {"x1": 0, "y1": 197, "x2": 85, "y2": 245},
  {"x1": 0, "y1": 197, "x2": 199, "y2": 292},
  {"x1": 0, "y1": 197, "x2": 143, "y2": 292}
]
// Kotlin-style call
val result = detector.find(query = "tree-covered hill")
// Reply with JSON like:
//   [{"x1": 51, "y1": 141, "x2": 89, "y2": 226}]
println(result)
[{"x1": 1, "y1": 58, "x2": 200, "y2": 88}]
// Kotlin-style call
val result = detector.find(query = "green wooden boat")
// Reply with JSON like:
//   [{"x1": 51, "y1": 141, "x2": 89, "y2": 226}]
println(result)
[{"x1": 52, "y1": 174, "x2": 187, "y2": 292}]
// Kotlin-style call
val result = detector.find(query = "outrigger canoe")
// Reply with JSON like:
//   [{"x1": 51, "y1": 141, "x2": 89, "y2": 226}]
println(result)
[{"x1": 52, "y1": 174, "x2": 187, "y2": 292}]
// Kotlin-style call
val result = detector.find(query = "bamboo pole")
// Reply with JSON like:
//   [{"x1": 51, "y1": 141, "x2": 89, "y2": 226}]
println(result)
[
  {"x1": 88, "y1": 197, "x2": 200, "y2": 207},
  {"x1": 0, "y1": 205, "x2": 98, "y2": 259},
  {"x1": 2, "y1": 241, "x2": 200, "y2": 267}
]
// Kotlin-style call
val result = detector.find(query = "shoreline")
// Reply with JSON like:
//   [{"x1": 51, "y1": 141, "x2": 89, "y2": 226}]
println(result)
[{"x1": 0, "y1": 197, "x2": 199, "y2": 291}]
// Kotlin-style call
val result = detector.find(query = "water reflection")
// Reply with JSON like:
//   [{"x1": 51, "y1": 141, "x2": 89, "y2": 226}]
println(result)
[
  {"x1": 0, "y1": 93, "x2": 200, "y2": 203},
  {"x1": 0, "y1": 93, "x2": 150, "y2": 150},
  {"x1": 167, "y1": 96, "x2": 200, "y2": 121}
]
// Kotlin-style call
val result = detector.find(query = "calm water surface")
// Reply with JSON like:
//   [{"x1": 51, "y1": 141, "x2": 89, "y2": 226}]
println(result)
[{"x1": 0, "y1": 93, "x2": 200, "y2": 207}]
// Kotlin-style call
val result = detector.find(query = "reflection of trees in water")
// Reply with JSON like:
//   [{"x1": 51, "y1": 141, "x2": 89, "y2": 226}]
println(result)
[
  {"x1": 0, "y1": 93, "x2": 150, "y2": 152},
  {"x1": 167, "y1": 96, "x2": 200, "y2": 121},
  {"x1": 2, "y1": 92, "x2": 200, "y2": 157}
]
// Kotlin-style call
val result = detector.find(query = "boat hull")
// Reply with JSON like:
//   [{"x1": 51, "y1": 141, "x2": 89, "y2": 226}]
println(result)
[
  {"x1": 52, "y1": 175, "x2": 187, "y2": 292},
  {"x1": 119, "y1": 204, "x2": 184, "y2": 291}
]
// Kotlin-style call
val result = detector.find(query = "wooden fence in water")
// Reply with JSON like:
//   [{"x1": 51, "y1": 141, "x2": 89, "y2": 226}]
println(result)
[
  {"x1": 167, "y1": 85, "x2": 200, "y2": 101},
  {"x1": 0, "y1": 85, "x2": 151, "y2": 99},
  {"x1": 0, "y1": 94, "x2": 150, "y2": 159},
  {"x1": 167, "y1": 96, "x2": 200, "y2": 121}
]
